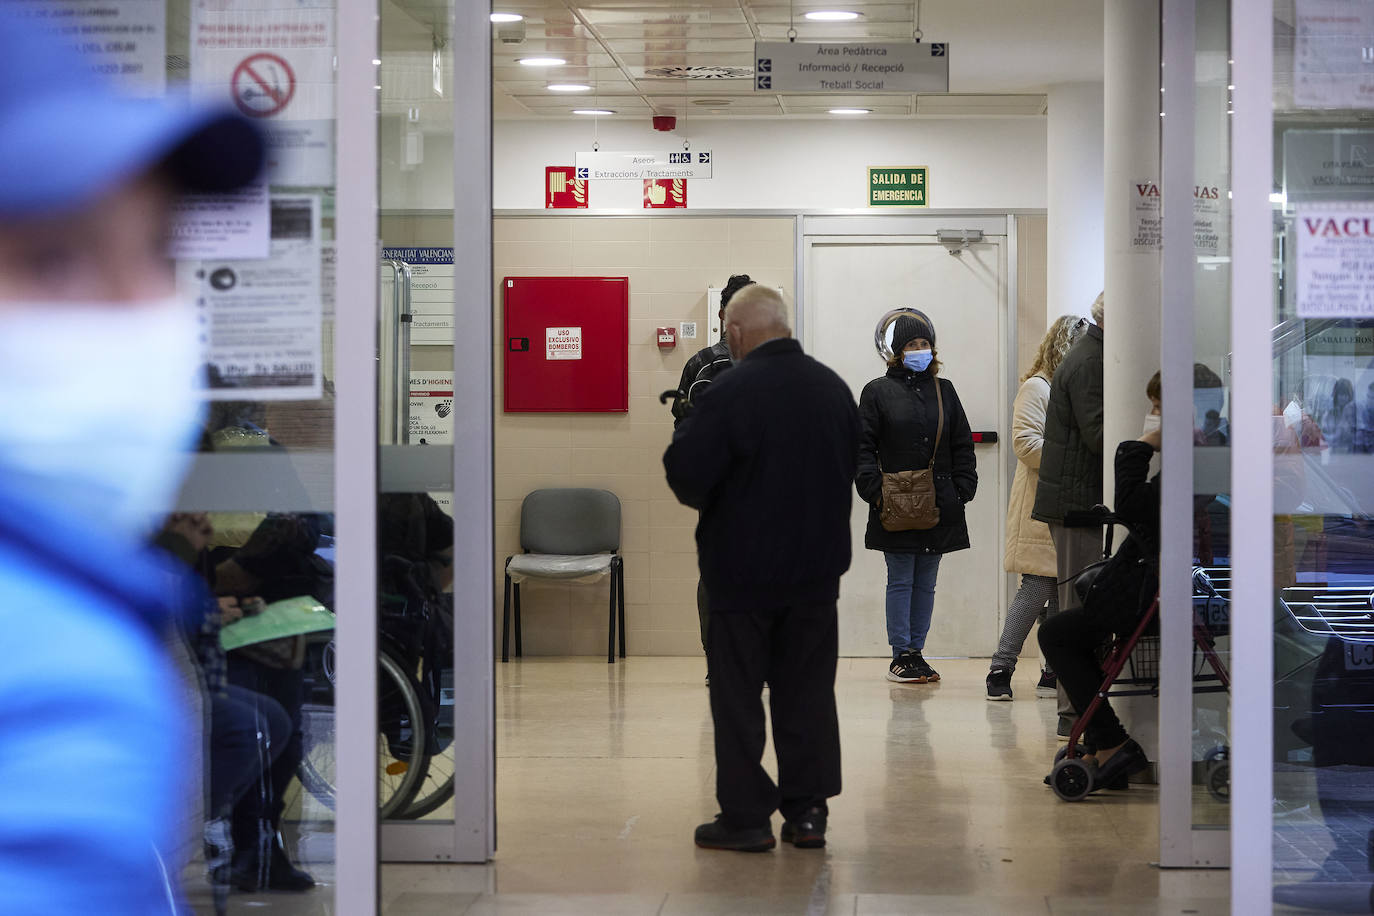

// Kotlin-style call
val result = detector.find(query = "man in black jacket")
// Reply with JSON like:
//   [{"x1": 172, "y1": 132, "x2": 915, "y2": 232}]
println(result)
[{"x1": 664, "y1": 285, "x2": 860, "y2": 853}]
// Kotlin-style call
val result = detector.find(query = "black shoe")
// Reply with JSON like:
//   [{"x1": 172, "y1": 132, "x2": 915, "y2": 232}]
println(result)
[
  {"x1": 909, "y1": 650, "x2": 940, "y2": 682},
  {"x1": 694, "y1": 815, "x2": 775, "y2": 852},
  {"x1": 227, "y1": 835, "x2": 316, "y2": 892},
  {"x1": 1091, "y1": 739, "x2": 1149, "y2": 792},
  {"x1": 986, "y1": 667, "x2": 1013, "y2": 701},
  {"x1": 1035, "y1": 670, "x2": 1058, "y2": 698},
  {"x1": 886, "y1": 650, "x2": 924, "y2": 683},
  {"x1": 780, "y1": 807, "x2": 827, "y2": 849}
]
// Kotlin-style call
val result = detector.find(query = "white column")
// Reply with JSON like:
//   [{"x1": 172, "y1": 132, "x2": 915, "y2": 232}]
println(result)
[
  {"x1": 1103, "y1": 0, "x2": 1162, "y2": 762},
  {"x1": 1046, "y1": 82, "x2": 1105, "y2": 322}
]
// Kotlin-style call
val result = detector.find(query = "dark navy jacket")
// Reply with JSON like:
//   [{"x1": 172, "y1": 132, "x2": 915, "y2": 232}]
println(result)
[{"x1": 663, "y1": 338, "x2": 860, "y2": 612}]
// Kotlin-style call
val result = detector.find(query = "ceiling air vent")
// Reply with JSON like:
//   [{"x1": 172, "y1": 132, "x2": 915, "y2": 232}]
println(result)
[{"x1": 643, "y1": 65, "x2": 753, "y2": 80}]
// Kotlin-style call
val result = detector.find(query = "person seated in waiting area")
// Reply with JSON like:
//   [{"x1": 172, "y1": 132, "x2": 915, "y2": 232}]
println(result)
[{"x1": 1037, "y1": 378, "x2": 1162, "y2": 791}]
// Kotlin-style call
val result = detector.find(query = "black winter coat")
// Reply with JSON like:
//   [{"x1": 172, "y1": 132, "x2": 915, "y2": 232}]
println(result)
[
  {"x1": 663, "y1": 338, "x2": 860, "y2": 612},
  {"x1": 1032, "y1": 324, "x2": 1104, "y2": 524},
  {"x1": 856, "y1": 366, "x2": 978, "y2": 553},
  {"x1": 1079, "y1": 440, "x2": 1160, "y2": 634}
]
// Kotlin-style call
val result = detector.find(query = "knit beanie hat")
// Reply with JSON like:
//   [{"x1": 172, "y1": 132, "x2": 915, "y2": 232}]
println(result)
[{"x1": 891, "y1": 310, "x2": 936, "y2": 353}]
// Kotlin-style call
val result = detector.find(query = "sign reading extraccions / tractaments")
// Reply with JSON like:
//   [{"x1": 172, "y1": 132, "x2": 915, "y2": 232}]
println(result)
[
  {"x1": 1297, "y1": 205, "x2": 1374, "y2": 317},
  {"x1": 190, "y1": 0, "x2": 336, "y2": 187},
  {"x1": 1293, "y1": 0, "x2": 1374, "y2": 109},
  {"x1": 546, "y1": 327, "x2": 583, "y2": 360},
  {"x1": 575, "y1": 150, "x2": 713, "y2": 181},
  {"x1": 868, "y1": 167, "x2": 928, "y2": 207},
  {"x1": 183, "y1": 195, "x2": 323, "y2": 401},
  {"x1": 382, "y1": 247, "x2": 454, "y2": 345},
  {"x1": 754, "y1": 41, "x2": 948, "y2": 93},
  {"x1": 12, "y1": 0, "x2": 166, "y2": 96}
]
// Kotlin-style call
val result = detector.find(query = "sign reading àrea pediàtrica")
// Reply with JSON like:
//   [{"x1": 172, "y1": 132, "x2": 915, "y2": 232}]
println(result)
[{"x1": 868, "y1": 167, "x2": 929, "y2": 207}]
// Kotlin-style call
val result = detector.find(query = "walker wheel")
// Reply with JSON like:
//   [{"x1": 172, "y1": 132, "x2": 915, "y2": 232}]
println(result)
[
  {"x1": 1206, "y1": 761, "x2": 1230, "y2": 802},
  {"x1": 1051, "y1": 758, "x2": 1094, "y2": 802}
]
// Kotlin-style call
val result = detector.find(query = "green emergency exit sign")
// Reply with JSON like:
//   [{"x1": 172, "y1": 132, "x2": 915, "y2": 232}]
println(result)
[{"x1": 868, "y1": 167, "x2": 928, "y2": 207}]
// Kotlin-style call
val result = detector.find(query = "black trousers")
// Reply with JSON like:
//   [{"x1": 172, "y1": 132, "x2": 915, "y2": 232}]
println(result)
[
  {"x1": 1037, "y1": 607, "x2": 1130, "y2": 750},
  {"x1": 226, "y1": 657, "x2": 305, "y2": 850},
  {"x1": 707, "y1": 600, "x2": 841, "y2": 829}
]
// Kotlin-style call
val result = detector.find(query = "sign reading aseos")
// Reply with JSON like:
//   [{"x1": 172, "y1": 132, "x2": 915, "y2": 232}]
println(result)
[
  {"x1": 575, "y1": 150, "x2": 713, "y2": 181},
  {"x1": 755, "y1": 41, "x2": 949, "y2": 93}
]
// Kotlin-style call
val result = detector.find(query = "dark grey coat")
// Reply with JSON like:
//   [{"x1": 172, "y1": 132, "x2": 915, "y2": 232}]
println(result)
[
  {"x1": 856, "y1": 367, "x2": 977, "y2": 554},
  {"x1": 1031, "y1": 324, "x2": 1104, "y2": 524}
]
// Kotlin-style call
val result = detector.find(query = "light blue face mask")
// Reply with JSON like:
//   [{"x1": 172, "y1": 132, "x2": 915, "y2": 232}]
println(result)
[{"x1": 902, "y1": 349, "x2": 933, "y2": 373}]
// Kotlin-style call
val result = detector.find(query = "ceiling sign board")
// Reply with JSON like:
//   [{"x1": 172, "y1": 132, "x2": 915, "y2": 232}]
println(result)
[
  {"x1": 755, "y1": 41, "x2": 949, "y2": 93},
  {"x1": 575, "y1": 150, "x2": 713, "y2": 181},
  {"x1": 868, "y1": 167, "x2": 929, "y2": 207}
]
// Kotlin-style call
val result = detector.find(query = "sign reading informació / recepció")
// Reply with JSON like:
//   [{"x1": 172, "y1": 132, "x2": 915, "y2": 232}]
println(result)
[
  {"x1": 868, "y1": 167, "x2": 929, "y2": 207},
  {"x1": 575, "y1": 150, "x2": 713, "y2": 181},
  {"x1": 755, "y1": 41, "x2": 949, "y2": 93}
]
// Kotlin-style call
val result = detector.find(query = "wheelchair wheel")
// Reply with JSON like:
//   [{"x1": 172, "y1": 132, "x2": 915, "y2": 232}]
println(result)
[
  {"x1": 1206, "y1": 760, "x2": 1230, "y2": 802},
  {"x1": 1051, "y1": 758, "x2": 1094, "y2": 802}
]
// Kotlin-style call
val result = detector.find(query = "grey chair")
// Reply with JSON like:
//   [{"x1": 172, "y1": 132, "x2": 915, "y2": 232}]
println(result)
[{"x1": 502, "y1": 488, "x2": 625, "y2": 664}]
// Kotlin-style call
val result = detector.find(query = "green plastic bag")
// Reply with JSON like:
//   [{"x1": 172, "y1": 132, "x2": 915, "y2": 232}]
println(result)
[{"x1": 220, "y1": 595, "x2": 336, "y2": 651}]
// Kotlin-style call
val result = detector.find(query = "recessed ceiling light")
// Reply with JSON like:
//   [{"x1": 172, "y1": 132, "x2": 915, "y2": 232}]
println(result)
[
  {"x1": 547, "y1": 84, "x2": 592, "y2": 92},
  {"x1": 518, "y1": 57, "x2": 565, "y2": 67},
  {"x1": 806, "y1": 10, "x2": 861, "y2": 21},
  {"x1": 829, "y1": 107, "x2": 871, "y2": 114},
  {"x1": 572, "y1": 108, "x2": 615, "y2": 116},
  {"x1": 490, "y1": 12, "x2": 524, "y2": 23}
]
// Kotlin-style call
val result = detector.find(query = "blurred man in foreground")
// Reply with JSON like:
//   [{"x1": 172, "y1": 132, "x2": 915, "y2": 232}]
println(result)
[
  {"x1": 0, "y1": 12, "x2": 263, "y2": 912},
  {"x1": 664, "y1": 286, "x2": 860, "y2": 852}
]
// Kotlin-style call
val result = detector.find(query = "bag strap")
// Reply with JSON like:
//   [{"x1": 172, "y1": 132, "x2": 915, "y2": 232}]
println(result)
[{"x1": 928, "y1": 379, "x2": 944, "y2": 471}]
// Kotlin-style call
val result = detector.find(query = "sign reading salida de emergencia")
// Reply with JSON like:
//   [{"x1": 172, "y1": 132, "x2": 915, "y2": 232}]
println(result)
[{"x1": 1297, "y1": 205, "x2": 1374, "y2": 317}]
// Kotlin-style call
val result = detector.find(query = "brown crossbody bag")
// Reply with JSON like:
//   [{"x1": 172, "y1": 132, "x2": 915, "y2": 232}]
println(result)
[{"x1": 879, "y1": 380, "x2": 943, "y2": 532}]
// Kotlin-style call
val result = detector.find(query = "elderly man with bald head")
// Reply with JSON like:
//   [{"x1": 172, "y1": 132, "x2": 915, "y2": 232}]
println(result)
[{"x1": 664, "y1": 285, "x2": 861, "y2": 853}]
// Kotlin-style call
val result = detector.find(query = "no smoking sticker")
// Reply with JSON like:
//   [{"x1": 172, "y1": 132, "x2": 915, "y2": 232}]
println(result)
[{"x1": 232, "y1": 53, "x2": 295, "y2": 118}]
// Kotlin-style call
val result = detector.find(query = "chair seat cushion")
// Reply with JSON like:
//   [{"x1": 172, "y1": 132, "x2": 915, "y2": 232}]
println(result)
[{"x1": 507, "y1": 553, "x2": 614, "y2": 584}]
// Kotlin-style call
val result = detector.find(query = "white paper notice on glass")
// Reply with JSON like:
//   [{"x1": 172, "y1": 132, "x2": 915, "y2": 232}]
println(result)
[
  {"x1": 1131, "y1": 179, "x2": 1162, "y2": 251},
  {"x1": 11, "y1": 0, "x2": 167, "y2": 96},
  {"x1": 1296, "y1": 204, "x2": 1374, "y2": 317},
  {"x1": 546, "y1": 327, "x2": 583, "y2": 360},
  {"x1": 1294, "y1": 0, "x2": 1374, "y2": 109},
  {"x1": 381, "y1": 248, "x2": 454, "y2": 345},
  {"x1": 409, "y1": 371, "x2": 454, "y2": 445},
  {"x1": 169, "y1": 180, "x2": 270, "y2": 260},
  {"x1": 183, "y1": 195, "x2": 323, "y2": 400}
]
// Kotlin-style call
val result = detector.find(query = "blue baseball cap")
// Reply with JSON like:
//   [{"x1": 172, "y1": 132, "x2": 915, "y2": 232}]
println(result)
[{"x1": 0, "y1": 11, "x2": 265, "y2": 217}]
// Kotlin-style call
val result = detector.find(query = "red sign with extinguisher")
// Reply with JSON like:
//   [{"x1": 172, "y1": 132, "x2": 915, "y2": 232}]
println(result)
[
  {"x1": 545, "y1": 166, "x2": 588, "y2": 209},
  {"x1": 504, "y1": 277, "x2": 629, "y2": 412}
]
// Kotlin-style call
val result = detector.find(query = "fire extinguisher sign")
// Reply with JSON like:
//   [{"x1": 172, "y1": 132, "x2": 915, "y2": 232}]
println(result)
[{"x1": 546, "y1": 327, "x2": 583, "y2": 360}]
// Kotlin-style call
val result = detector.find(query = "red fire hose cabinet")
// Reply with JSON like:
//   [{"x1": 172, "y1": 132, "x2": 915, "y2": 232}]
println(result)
[{"x1": 503, "y1": 276, "x2": 629, "y2": 413}]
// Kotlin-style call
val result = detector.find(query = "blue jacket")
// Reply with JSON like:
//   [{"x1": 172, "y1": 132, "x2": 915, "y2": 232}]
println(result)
[{"x1": 0, "y1": 478, "x2": 193, "y2": 914}]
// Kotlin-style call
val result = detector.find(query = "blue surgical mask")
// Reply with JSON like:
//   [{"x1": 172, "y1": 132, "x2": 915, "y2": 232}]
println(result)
[{"x1": 902, "y1": 349, "x2": 933, "y2": 373}]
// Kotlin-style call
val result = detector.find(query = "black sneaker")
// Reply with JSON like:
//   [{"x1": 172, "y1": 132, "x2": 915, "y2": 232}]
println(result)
[
  {"x1": 694, "y1": 815, "x2": 775, "y2": 852},
  {"x1": 1035, "y1": 670, "x2": 1058, "y2": 698},
  {"x1": 986, "y1": 667, "x2": 1013, "y2": 701},
  {"x1": 886, "y1": 651, "x2": 924, "y2": 683},
  {"x1": 909, "y1": 650, "x2": 940, "y2": 682},
  {"x1": 780, "y1": 806, "x2": 827, "y2": 849}
]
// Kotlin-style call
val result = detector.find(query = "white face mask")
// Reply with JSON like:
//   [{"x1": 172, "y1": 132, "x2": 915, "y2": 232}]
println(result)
[
  {"x1": 0, "y1": 298, "x2": 203, "y2": 541},
  {"x1": 1283, "y1": 398, "x2": 1303, "y2": 430},
  {"x1": 1142, "y1": 413, "x2": 1162, "y2": 436}
]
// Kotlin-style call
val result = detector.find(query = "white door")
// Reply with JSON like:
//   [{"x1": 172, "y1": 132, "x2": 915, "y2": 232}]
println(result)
[{"x1": 805, "y1": 236, "x2": 1010, "y2": 658}]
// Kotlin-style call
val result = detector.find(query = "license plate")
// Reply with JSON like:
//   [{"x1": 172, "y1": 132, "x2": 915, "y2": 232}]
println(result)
[{"x1": 1344, "y1": 642, "x2": 1374, "y2": 671}]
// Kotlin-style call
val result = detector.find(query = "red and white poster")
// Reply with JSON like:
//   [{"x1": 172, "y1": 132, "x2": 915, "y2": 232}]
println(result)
[
  {"x1": 545, "y1": 167, "x2": 588, "y2": 209},
  {"x1": 644, "y1": 178, "x2": 687, "y2": 209}
]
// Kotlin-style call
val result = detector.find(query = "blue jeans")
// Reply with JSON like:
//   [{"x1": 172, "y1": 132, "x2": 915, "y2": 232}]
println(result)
[{"x1": 884, "y1": 552, "x2": 942, "y2": 655}]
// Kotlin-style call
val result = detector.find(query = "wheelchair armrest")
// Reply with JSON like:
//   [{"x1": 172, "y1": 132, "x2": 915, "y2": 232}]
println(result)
[{"x1": 1063, "y1": 505, "x2": 1114, "y2": 528}]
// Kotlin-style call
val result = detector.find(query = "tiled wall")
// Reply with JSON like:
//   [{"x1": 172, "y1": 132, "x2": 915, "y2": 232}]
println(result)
[{"x1": 493, "y1": 216, "x2": 796, "y2": 658}]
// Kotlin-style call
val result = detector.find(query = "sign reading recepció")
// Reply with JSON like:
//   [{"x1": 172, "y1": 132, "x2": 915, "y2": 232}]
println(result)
[{"x1": 868, "y1": 167, "x2": 929, "y2": 207}]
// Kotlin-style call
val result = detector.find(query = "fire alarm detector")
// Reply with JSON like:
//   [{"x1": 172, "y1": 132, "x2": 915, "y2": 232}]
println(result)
[
  {"x1": 656, "y1": 327, "x2": 677, "y2": 349},
  {"x1": 652, "y1": 115, "x2": 677, "y2": 132}
]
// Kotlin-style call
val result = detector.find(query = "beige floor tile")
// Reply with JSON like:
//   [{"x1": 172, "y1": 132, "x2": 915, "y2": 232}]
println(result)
[
  {"x1": 461, "y1": 893, "x2": 666, "y2": 915},
  {"x1": 659, "y1": 892, "x2": 857, "y2": 915},
  {"x1": 856, "y1": 894, "x2": 1049, "y2": 915}
]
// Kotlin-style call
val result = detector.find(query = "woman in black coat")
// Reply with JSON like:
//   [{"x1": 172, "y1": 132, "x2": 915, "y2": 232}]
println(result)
[{"x1": 855, "y1": 311, "x2": 977, "y2": 684}]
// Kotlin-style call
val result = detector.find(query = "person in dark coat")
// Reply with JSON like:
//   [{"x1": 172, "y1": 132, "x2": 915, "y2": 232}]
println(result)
[
  {"x1": 673, "y1": 273, "x2": 756, "y2": 680},
  {"x1": 664, "y1": 285, "x2": 860, "y2": 854},
  {"x1": 855, "y1": 310, "x2": 977, "y2": 684},
  {"x1": 1031, "y1": 294, "x2": 1105, "y2": 738}
]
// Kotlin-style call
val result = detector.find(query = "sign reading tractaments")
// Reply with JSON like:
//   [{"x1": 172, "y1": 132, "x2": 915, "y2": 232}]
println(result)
[
  {"x1": 868, "y1": 168, "x2": 929, "y2": 207},
  {"x1": 575, "y1": 150, "x2": 713, "y2": 181},
  {"x1": 1297, "y1": 204, "x2": 1374, "y2": 317},
  {"x1": 755, "y1": 41, "x2": 949, "y2": 93},
  {"x1": 546, "y1": 327, "x2": 583, "y2": 360}
]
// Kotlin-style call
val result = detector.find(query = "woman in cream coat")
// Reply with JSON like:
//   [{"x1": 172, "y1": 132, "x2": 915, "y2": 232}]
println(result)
[{"x1": 986, "y1": 315, "x2": 1088, "y2": 700}]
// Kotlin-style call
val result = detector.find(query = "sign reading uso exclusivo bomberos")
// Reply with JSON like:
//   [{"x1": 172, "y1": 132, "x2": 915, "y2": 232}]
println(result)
[
  {"x1": 754, "y1": 42, "x2": 948, "y2": 93},
  {"x1": 575, "y1": 150, "x2": 712, "y2": 181},
  {"x1": 869, "y1": 168, "x2": 929, "y2": 207},
  {"x1": 1297, "y1": 205, "x2": 1374, "y2": 317}
]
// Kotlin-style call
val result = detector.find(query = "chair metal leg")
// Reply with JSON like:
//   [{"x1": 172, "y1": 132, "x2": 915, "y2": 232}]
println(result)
[
  {"x1": 607, "y1": 564, "x2": 616, "y2": 664},
  {"x1": 501, "y1": 568, "x2": 511, "y2": 663},
  {"x1": 513, "y1": 582, "x2": 523, "y2": 657},
  {"x1": 616, "y1": 556, "x2": 626, "y2": 659}
]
